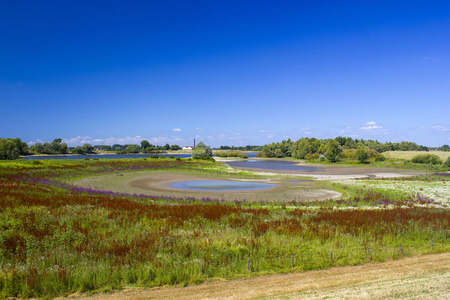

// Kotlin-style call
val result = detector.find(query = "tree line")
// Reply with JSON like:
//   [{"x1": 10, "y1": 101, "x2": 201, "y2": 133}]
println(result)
[
  {"x1": 114, "y1": 141, "x2": 182, "y2": 154},
  {"x1": 259, "y1": 137, "x2": 430, "y2": 162},
  {"x1": 215, "y1": 145, "x2": 263, "y2": 151}
]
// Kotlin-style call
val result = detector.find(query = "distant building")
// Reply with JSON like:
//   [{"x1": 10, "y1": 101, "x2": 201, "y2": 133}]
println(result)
[{"x1": 182, "y1": 140, "x2": 196, "y2": 150}]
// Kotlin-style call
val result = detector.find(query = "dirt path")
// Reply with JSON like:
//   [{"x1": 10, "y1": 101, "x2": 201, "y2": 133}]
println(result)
[{"x1": 65, "y1": 253, "x2": 449, "y2": 300}]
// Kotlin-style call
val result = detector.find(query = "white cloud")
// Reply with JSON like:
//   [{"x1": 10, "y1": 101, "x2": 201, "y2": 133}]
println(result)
[
  {"x1": 359, "y1": 122, "x2": 384, "y2": 131},
  {"x1": 360, "y1": 125, "x2": 383, "y2": 130},
  {"x1": 260, "y1": 130, "x2": 278, "y2": 133},
  {"x1": 172, "y1": 128, "x2": 181, "y2": 132},
  {"x1": 431, "y1": 125, "x2": 449, "y2": 132},
  {"x1": 304, "y1": 132, "x2": 312, "y2": 135}
]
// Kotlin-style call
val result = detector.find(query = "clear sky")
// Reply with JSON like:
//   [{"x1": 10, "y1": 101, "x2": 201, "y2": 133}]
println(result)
[{"x1": 1, "y1": 0, "x2": 449, "y2": 147}]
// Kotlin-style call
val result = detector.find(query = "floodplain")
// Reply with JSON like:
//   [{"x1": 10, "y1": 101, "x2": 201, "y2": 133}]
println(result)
[{"x1": 0, "y1": 157, "x2": 449, "y2": 299}]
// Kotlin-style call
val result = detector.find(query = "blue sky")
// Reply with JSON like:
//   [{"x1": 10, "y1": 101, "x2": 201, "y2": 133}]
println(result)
[{"x1": 1, "y1": 0, "x2": 449, "y2": 147}]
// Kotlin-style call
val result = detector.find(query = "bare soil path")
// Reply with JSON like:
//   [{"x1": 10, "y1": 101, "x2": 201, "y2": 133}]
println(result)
[{"x1": 63, "y1": 253, "x2": 449, "y2": 300}]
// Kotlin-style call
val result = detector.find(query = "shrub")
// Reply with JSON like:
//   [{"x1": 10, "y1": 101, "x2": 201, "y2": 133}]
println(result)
[
  {"x1": 375, "y1": 154, "x2": 386, "y2": 162},
  {"x1": 340, "y1": 149, "x2": 356, "y2": 159},
  {"x1": 319, "y1": 154, "x2": 326, "y2": 162},
  {"x1": 445, "y1": 157, "x2": 450, "y2": 168},
  {"x1": 354, "y1": 146, "x2": 369, "y2": 163},
  {"x1": 192, "y1": 142, "x2": 212, "y2": 159},
  {"x1": 411, "y1": 154, "x2": 442, "y2": 165},
  {"x1": 367, "y1": 149, "x2": 379, "y2": 158},
  {"x1": 305, "y1": 153, "x2": 320, "y2": 160},
  {"x1": 215, "y1": 150, "x2": 248, "y2": 159}
]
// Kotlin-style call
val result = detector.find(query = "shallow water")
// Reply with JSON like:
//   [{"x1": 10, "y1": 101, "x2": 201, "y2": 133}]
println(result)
[
  {"x1": 225, "y1": 160, "x2": 322, "y2": 172},
  {"x1": 169, "y1": 180, "x2": 276, "y2": 191}
]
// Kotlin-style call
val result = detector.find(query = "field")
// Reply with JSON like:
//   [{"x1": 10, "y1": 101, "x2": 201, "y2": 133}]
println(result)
[
  {"x1": 0, "y1": 158, "x2": 449, "y2": 299},
  {"x1": 382, "y1": 150, "x2": 450, "y2": 161},
  {"x1": 67, "y1": 252, "x2": 450, "y2": 299}
]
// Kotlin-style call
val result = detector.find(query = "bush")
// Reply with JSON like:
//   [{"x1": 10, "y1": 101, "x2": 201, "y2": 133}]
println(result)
[
  {"x1": 192, "y1": 142, "x2": 212, "y2": 159},
  {"x1": 445, "y1": 157, "x2": 450, "y2": 168},
  {"x1": 319, "y1": 154, "x2": 326, "y2": 162},
  {"x1": 375, "y1": 154, "x2": 386, "y2": 162},
  {"x1": 305, "y1": 153, "x2": 320, "y2": 160},
  {"x1": 411, "y1": 154, "x2": 442, "y2": 165},
  {"x1": 340, "y1": 149, "x2": 356, "y2": 159},
  {"x1": 215, "y1": 150, "x2": 248, "y2": 159},
  {"x1": 354, "y1": 146, "x2": 369, "y2": 163}
]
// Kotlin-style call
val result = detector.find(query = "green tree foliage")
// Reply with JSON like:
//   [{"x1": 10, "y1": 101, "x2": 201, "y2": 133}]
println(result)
[
  {"x1": 82, "y1": 144, "x2": 94, "y2": 154},
  {"x1": 71, "y1": 146, "x2": 85, "y2": 154},
  {"x1": 140, "y1": 140, "x2": 150, "y2": 150},
  {"x1": 215, "y1": 150, "x2": 248, "y2": 158},
  {"x1": 170, "y1": 144, "x2": 181, "y2": 151},
  {"x1": 259, "y1": 136, "x2": 428, "y2": 160},
  {"x1": 217, "y1": 145, "x2": 263, "y2": 151},
  {"x1": 124, "y1": 144, "x2": 140, "y2": 153},
  {"x1": 94, "y1": 145, "x2": 112, "y2": 151},
  {"x1": 0, "y1": 138, "x2": 29, "y2": 160},
  {"x1": 325, "y1": 140, "x2": 342, "y2": 163},
  {"x1": 354, "y1": 145, "x2": 370, "y2": 163},
  {"x1": 438, "y1": 144, "x2": 450, "y2": 151},
  {"x1": 192, "y1": 141, "x2": 213, "y2": 159},
  {"x1": 31, "y1": 138, "x2": 67, "y2": 154},
  {"x1": 375, "y1": 154, "x2": 386, "y2": 162},
  {"x1": 444, "y1": 157, "x2": 450, "y2": 168},
  {"x1": 261, "y1": 139, "x2": 293, "y2": 157},
  {"x1": 411, "y1": 154, "x2": 442, "y2": 165}
]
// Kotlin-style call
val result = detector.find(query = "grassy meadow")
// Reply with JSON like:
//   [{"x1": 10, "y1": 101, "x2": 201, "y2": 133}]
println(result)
[
  {"x1": 0, "y1": 158, "x2": 449, "y2": 298},
  {"x1": 383, "y1": 150, "x2": 450, "y2": 161}
]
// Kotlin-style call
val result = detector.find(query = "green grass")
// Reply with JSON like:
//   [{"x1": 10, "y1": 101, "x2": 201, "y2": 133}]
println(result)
[{"x1": 383, "y1": 151, "x2": 450, "y2": 161}]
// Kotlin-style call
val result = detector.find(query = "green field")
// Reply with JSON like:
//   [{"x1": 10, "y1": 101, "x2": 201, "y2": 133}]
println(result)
[
  {"x1": 0, "y1": 158, "x2": 449, "y2": 298},
  {"x1": 383, "y1": 150, "x2": 450, "y2": 161}
]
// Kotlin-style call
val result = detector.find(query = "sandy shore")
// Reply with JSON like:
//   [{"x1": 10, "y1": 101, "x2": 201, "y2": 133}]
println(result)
[
  {"x1": 74, "y1": 171, "x2": 341, "y2": 202},
  {"x1": 72, "y1": 161, "x2": 424, "y2": 202},
  {"x1": 223, "y1": 162, "x2": 424, "y2": 180}
]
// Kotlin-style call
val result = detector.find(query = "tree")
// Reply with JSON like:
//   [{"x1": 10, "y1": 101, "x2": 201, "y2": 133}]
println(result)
[
  {"x1": 82, "y1": 143, "x2": 94, "y2": 154},
  {"x1": 164, "y1": 143, "x2": 170, "y2": 150},
  {"x1": 71, "y1": 146, "x2": 85, "y2": 154},
  {"x1": 42, "y1": 143, "x2": 52, "y2": 154},
  {"x1": 140, "y1": 140, "x2": 150, "y2": 150},
  {"x1": 170, "y1": 144, "x2": 181, "y2": 151},
  {"x1": 59, "y1": 143, "x2": 68, "y2": 154},
  {"x1": 192, "y1": 141, "x2": 213, "y2": 159},
  {"x1": 51, "y1": 138, "x2": 62, "y2": 153},
  {"x1": 354, "y1": 145, "x2": 369, "y2": 163},
  {"x1": 324, "y1": 140, "x2": 342, "y2": 163},
  {"x1": 124, "y1": 144, "x2": 140, "y2": 153},
  {"x1": 0, "y1": 138, "x2": 20, "y2": 160}
]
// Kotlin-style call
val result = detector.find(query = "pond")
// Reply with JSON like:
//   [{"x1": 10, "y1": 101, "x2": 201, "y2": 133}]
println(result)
[
  {"x1": 169, "y1": 180, "x2": 276, "y2": 191},
  {"x1": 225, "y1": 160, "x2": 322, "y2": 172}
]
